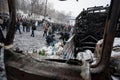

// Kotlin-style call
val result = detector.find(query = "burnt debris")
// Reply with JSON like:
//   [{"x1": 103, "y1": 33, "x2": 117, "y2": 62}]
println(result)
[{"x1": 74, "y1": 6, "x2": 109, "y2": 54}]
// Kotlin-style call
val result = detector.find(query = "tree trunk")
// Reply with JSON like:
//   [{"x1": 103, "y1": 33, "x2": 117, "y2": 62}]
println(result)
[
  {"x1": 4, "y1": 0, "x2": 16, "y2": 64},
  {"x1": 5, "y1": 0, "x2": 16, "y2": 46}
]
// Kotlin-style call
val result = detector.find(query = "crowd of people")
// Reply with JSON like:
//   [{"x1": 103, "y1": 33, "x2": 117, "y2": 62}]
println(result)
[
  {"x1": 43, "y1": 21, "x2": 74, "y2": 46},
  {"x1": 16, "y1": 17, "x2": 38, "y2": 37},
  {"x1": 0, "y1": 15, "x2": 74, "y2": 46}
]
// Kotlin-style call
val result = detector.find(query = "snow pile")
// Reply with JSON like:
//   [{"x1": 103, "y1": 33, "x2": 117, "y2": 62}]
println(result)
[
  {"x1": 76, "y1": 50, "x2": 94, "y2": 62},
  {"x1": 39, "y1": 42, "x2": 64, "y2": 59}
]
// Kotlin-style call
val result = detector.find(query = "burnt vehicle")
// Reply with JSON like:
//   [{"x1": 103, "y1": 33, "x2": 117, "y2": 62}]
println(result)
[
  {"x1": 74, "y1": 5, "x2": 109, "y2": 54},
  {"x1": 74, "y1": 5, "x2": 120, "y2": 55},
  {"x1": 0, "y1": 0, "x2": 120, "y2": 80}
]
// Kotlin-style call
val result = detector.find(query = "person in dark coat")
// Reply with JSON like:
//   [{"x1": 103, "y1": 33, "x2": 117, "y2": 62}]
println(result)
[
  {"x1": 31, "y1": 23, "x2": 36, "y2": 37},
  {"x1": 16, "y1": 18, "x2": 21, "y2": 34},
  {"x1": 22, "y1": 19, "x2": 26, "y2": 32},
  {"x1": 43, "y1": 23, "x2": 48, "y2": 37},
  {"x1": 59, "y1": 32, "x2": 70, "y2": 44},
  {"x1": 46, "y1": 33, "x2": 55, "y2": 46}
]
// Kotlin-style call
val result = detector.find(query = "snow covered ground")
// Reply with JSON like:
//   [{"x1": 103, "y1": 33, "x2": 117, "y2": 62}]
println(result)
[
  {"x1": 13, "y1": 28, "x2": 46, "y2": 53},
  {"x1": 4, "y1": 25, "x2": 120, "y2": 60}
]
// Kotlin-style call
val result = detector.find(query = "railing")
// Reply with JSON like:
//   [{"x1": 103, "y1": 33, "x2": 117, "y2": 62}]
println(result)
[{"x1": 63, "y1": 34, "x2": 75, "y2": 59}]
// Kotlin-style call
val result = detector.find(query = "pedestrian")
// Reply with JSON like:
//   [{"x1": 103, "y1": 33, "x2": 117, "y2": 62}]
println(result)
[
  {"x1": 16, "y1": 18, "x2": 21, "y2": 34},
  {"x1": 48, "y1": 24, "x2": 52, "y2": 35},
  {"x1": 59, "y1": 32, "x2": 70, "y2": 44},
  {"x1": 26, "y1": 20, "x2": 30, "y2": 32},
  {"x1": 43, "y1": 23, "x2": 48, "y2": 37},
  {"x1": 31, "y1": 23, "x2": 36, "y2": 37},
  {"x1": 22, "y1": 19, "x2": 26, "y2": 32},
  {"x1": 51, "y1": 23, "x2": 55, "y2": 34},
  {"x1": 46, "y1": 33, "x2": 55, "y2": 46}
]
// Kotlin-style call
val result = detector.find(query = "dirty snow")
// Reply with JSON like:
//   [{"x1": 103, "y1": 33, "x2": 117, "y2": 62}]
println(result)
[{"x1": 13, "y1": 29, "x2": 46, "y2": 52}]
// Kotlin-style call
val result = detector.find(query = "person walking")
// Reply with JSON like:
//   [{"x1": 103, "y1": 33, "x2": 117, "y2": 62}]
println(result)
[
  {"x1": 43, "y1": 23, "x2": 48, "y2": 37},
  {"x1": 26, "y1": 20, "x2": 30, "y2": 32},
  {"x1": 22, "y1": 19, "x2": 26, "y2": 32},
  {"x1": 31, "y1": 23, "x2": 36, "y2": 37},
  {"x1": 16, "y1": 18, "x2": 21, "y2": 34},
  {"x1": 48, "y1": 24, "x2": 52, "y2": 35}
]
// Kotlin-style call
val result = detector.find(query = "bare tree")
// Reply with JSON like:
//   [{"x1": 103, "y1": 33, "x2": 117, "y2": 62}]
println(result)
[
  {"x1": 16, "y1": 0, "x2": 21, "y2": 11},
  {"x1": 14, "y1": 0, "x2": 71, "y2": 23},
  {"x1": 30, "y1": 0, "x2": 44, "y2": 15}
]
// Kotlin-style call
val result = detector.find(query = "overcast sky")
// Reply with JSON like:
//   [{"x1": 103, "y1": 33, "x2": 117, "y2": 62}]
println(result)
[{"x1": 48, "y1": 0, "x2": 111, "y2": 17}]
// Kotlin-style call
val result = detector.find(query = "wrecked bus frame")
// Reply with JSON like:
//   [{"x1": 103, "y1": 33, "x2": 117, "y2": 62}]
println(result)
[{"x1": 0, "y1": 0, "x2": 120, "y2": 80}]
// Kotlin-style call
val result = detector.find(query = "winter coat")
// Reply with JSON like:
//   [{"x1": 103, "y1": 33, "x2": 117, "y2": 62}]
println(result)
[
  {"x1": 32, "y1": 25, "x2": 36, "y2": 30},
  {"x1": 43, "y1": 24, "x2": 48, "y2": 31}
]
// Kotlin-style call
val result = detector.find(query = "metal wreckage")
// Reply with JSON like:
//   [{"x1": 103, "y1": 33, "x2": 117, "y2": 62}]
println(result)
[{"x1": 0, "y1": 0, "x2": 120, "y2": 80}]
